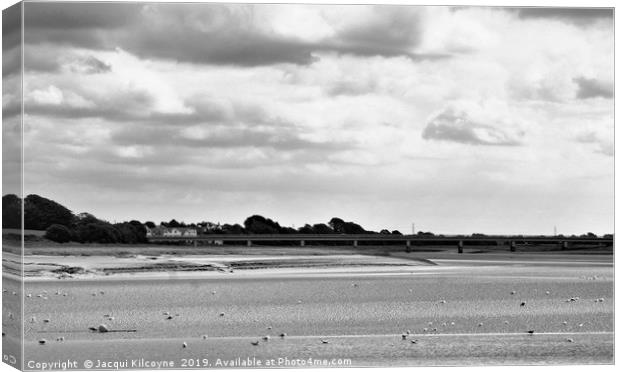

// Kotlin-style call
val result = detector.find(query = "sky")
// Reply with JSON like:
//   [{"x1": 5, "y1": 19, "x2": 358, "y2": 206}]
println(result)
[{"x1": 1, "y1": 1, "x2": 614, "y2": 235}]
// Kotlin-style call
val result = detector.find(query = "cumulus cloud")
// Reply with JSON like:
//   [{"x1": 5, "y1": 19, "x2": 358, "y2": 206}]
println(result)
[
  {"x1": 422, "y1": 103, "x2": 524, "y2": 146},
  {"x1": 21, "y1": 3, "x2": 446, "y2": 67},
  {"x1": 574, "y1": 77, "x2": 613, "y2": 99}
]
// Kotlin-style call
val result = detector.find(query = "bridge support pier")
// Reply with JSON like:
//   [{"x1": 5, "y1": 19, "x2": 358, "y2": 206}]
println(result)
[
  {"x1": 301, "y1": 240, "x2": 305, "y2": 247},
  {"x1": 193, "y1": 240, "x2": 197, "y2": 247},
  {"x1": 561, "y1": 241, "x2": 568, "y2": 250},
  {"x1": 458, "y1": 240, "x2": 463, "y2": 254},
  {"x1": 510, "y1": 241, "x2": 516, "y2": 252},
  {"x1": 247, "y1": 240, "x2": 252, "y2": 247},
  {"x1": 353, "y1": 240, "x2": 358, "y2": 247},
  {"x1": 406, "y1": 240, "x2": 411, "y2": 253}
]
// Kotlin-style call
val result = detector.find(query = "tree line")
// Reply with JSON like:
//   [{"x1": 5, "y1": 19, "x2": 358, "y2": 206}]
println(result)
[{"x1": 2, "y1": 194, "x2": 610, "y2": 244}]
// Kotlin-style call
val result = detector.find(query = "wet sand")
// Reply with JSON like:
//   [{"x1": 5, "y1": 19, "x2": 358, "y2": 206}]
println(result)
[{"x1": 3, "y1": 252, "x2": 613, "y2": 368}]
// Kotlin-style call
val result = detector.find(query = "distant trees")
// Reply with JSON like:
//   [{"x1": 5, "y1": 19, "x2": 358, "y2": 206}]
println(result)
[
  {"x1": 244, "y1": 215, "x2": 281, "y2": 234},
  {"x1": 2, "y1": 194, "x2": 21, "y2": 228},
  {"x1": 23, "y1": 194, "x2": 74, "y2": 230}
]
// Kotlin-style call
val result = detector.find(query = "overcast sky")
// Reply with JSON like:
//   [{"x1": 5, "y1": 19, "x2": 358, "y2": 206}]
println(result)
[{"x1": 2, "y1": 2, "x2": 614, "y2": 234}]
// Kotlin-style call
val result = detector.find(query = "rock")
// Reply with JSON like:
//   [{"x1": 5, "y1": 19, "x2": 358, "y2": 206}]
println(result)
[
  {"x1": 166, "y1": 316, "x2": 173, "y2": 320},
  {"x1": 527, "y1": 330, "x2": 535, "y2": 335},
  {"x1": 262, "y1": 335, "x2": 270, "y2": 341},
  {"x1": 321, "y1": 339, "x2": 329, "y2": 344},
  {"x1": 38, "y1": 339, "x2": 47, "y2": 345},
  {"x1": 43, "y1": 319, "x2": 50, "y2": 323},
  {"x1": 202, "y1": 335, "x2": 208, "y2": 340},
  {"x1": 562, "y1": 321, "x2": 568, "y2": 325},
  {"x1": 219, "y1": 312, "x2": 225, "y2": 317},
  {"x1": 439, "y1": 300, "x2": 446, "y2": 304},
  {"x1": 510, "y1": 291, "x2": 516, "y2": 295},
  {"x1": 279, "y1": 333, "x2": 287, "y2": 338},
  {"x1": 401, "y1": 334, "x2": 407, "y2": 340},
  {"x1": 182, "y1": 342, "x2": 187, "y2": 348},
  {"x1": 267, "y1": 326, "x2": 272, "y2": 330},
  {"x1": 56, "y1": 337, "x2": 65, "y2": 342},
  {"x1": 422, "y1": 328, "x2": 428, "y2": 333},
  {"x1": 251, "y1": 341, "x2": 259, "y2": 346},
  {"x1": 545, "y1": 291, "x2": 550, "y2": 295},
  {"x1": 566, "y1": 338, "x2": 574, "y2": 343},
  {"x1": 520, "y1": 302, "x2": 526, "y2": 307},
  {"x1": 478, "y1": 323, "x2": 483, "y2": 327},
  {"x1": 26, "y1": 294, "x2": 32, "y2": 298},
  {"x1": 98, "y1": 324, "x2": 109, "y2": 333},
  {"x1": 450, "y1": 322, "x2": 455, "y2": 326},
  {"x1": 163, "y1": 311, "x2": 170, "y2": 316},
  {"x1": 410, "y1": 339, "x2": 418, "y2": 344}
]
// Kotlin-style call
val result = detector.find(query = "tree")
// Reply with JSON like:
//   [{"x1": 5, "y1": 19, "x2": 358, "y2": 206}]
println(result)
[
  {"x1": 342, "y1": 221, "x2": 366, "y2": 234},
  {"x1": 23, "y1": 194, "x2": 74, "y2": 230},
  {"x1": 144, "y1": 221, "x2": 156, "y2": 228},
  {"x1": 391, "y1": 230, "x2": 403, "y2": 235},
  {"x1": 168, "y1": 219, "x2": 182, "y2": 228},
  {"x1": 45, "y1": 224, "x2": 72, "y2": 243},
  {"x1": 312, "y1": 223, "x2": 334, "y2": 234},
  {"x1": 328, "y1": 217, "x2": 345, "y2": 233},
  {"x1": 2, "y1": 194, "x2": 21, "y2": 229},
  {"x1": 380, "y1": 229, "x2": 391, "y2": 235},
  {"x1": 244, "y1": 215, "x2": 280, "y2": 234}
]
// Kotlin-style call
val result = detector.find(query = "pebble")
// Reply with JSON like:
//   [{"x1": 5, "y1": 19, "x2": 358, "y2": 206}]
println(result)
[
  {"x1": 520, "y1": 302, "x2": 526, "y2": 307},
  {"x1": 38, "y1": 339, "x2": 47, "y2": 345},
  {"x1": 202, "y1": 335, "x2": 208, "y2": 340},
  {"x1": 56, "y1": 337, "x2": 65, "y2": 342},
  {"x1": 567, "y1": 338, "x2": 574, "y2": 343},
  {"x1": 578, "y1": 323, "x2": 584, "y2": 327},
  {"x1": 166, "y1": 316, "x2": 173, "y2": 320},
  {"x1": 401, "y1": 334, "x2": 408, "y2": 340},
  {"x1": 279, "y1": 333, "x2": 287, "y2": 338},
  {"x1": 478, "y1": 323, "x2": 483, "y2": 327},
  {"x1": 262, "y1": 335, "x2": 270, "y2": 341},
  {"x1": 450, "y1": 322, "x2": 455, "y2": 326},
  {"x1": 43, "y1": 319, "x2": 50, "y2": 323},
  {"x1": 562, "y1": 321, "x2": 568, "y2": 325},
  {"x1": 321, "y1": 339, "x2": 330, "y2": 344},
  {"x1": 510, "y1": 291, "x2": 516, "y2": 295},
  {"x1": 182, "y1": 342, "x2": 187, "y2": 348},
  {"x1": 219, "y1": 312, "x2": 225, "y2": 317},
  {"x1": 30, "y1": 317, "x2": 36, "y2": 323},
  {"x1": 211, "y1": 291, "x2": 217, "y2": 295},
  {"x1": 410, "y1": 339, "x2": 418, "y2": 344},
  {"x1": 422, "y1": 328, "x2": 428, "y2": 333},
  {"x1": 545, "y1": 291, "x2": 550, "y2": 295},
  {"x1": 504, "y1": 321, "x2": 509, "y2": 324},
  {"x1": 26, "y1": 294, "x2": 31, "y2": 298},
  {"x1": 163, "y1": 311, "x2": 170, "y2": 316},
  {"x1": 267, "y1": 326, "x2": 272, "y2": 330},
  {"x1": 251, "y1": 341, "x2": 259, "y2": 346}
]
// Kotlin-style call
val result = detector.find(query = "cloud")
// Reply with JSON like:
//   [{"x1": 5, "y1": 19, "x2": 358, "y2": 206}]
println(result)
[
  {"x1": 21, "y1": 3, "x2": 444, "y2": 67},
  {"x1": 574, "y1": 77, "x2": 613, "y2": 99},
  {"x1": 516, "y1": 7, "x2": 613, "y2": 26},
  {"x1": 574, "y1": 130, "x2": 614, "y2": 156},
  {"x1": 422, "y1": 104, "x2": 524, "y2": 146}
]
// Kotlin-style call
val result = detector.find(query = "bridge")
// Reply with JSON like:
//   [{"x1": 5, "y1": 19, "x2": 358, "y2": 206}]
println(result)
[{"x1": 147, "y1": 234, "x2": 613, "y2": 253}]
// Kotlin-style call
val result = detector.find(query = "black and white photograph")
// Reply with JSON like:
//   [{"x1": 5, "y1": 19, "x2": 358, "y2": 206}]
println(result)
[{"x1": 1, "y1": 0, "x2": 615, "y2": 370}]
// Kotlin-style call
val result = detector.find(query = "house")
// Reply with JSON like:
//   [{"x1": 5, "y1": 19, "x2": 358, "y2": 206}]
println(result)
[{"x1": 146, "y1": 225, "x2": 198, "y2": 238}]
